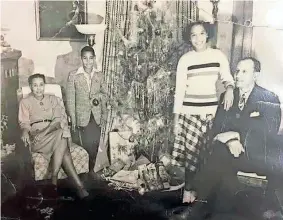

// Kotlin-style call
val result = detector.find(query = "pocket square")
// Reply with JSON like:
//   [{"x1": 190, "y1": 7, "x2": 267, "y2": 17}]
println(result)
[{"x1": 250, "y1": 111, "x2": 260, "y2": 117}]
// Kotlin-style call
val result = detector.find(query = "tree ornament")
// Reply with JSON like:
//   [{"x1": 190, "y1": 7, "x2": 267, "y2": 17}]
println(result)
[
  {"x1": 129, "y1": 135, "x2": 135, "y2": 143},
  {"x1": 138, "y1": 28, "x2": 145, "y2": 34},
  {"x1": 154, "y1": 29, "x2": 161, "y2": 36},
  {"x1": 145, "y1": 39, "x2": 150, "y2": 47}
]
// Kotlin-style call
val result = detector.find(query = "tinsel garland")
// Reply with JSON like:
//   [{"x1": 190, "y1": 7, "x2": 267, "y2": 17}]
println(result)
[{"x1": 102, "y1": 0, "x2": 200, "y2": 159}]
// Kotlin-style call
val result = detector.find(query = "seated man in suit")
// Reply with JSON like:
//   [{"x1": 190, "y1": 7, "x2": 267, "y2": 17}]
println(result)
[
  {"x1": 66, "y1": 46, "x2": 107, "y2": 177},
  {"x1": 178, "y1": 57, "x2": 282, "y2": 220}
]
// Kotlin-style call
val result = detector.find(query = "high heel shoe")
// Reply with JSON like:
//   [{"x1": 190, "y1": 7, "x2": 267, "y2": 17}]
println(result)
[{"x1": 77, "y1": 187, "x2": 89, "y2": 199}]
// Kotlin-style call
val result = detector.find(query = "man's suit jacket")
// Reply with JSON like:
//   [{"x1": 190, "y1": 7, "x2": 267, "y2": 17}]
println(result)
[
  {"x1": 211, "y1": 85, "x2": 282, "y2": 173},
  {"x1": 66, "y1": 69, "x2": 107, "y2": 127}
]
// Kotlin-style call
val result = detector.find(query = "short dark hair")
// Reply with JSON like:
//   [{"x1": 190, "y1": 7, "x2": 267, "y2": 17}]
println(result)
[
  {"x1": 182, "y1": 21, "x2": 213, "y2": 44},
  {"x1": 28, "y1": 73, "x2": 46, "y2": 85},
  {"x1": 241, "y1": 57, "x2": 261, "y2": 72},
  {"x1": 81, "y1": 46, "x2": 95, "y2": 57}
]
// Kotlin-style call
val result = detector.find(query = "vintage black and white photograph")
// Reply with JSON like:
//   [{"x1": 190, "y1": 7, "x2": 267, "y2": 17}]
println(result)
[{"x1": 1, "y1": 0, "x2": 283, "y2": 219}]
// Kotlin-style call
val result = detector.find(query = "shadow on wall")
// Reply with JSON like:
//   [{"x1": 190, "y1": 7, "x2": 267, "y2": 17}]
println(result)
[
  {"x1": 18, "y1": 57, "x2": 34, "y2": 87},
  {"x1": 18, "y1": 57, "x2": 56, "y2": 88},
  {"x1": 54, "y1": 41, "x2": 84, "y2": 101}
]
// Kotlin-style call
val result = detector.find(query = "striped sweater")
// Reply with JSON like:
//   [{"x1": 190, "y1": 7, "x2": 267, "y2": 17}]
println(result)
[{"x1": 173, "y1": 48, "x2": 234, "y2": 116}]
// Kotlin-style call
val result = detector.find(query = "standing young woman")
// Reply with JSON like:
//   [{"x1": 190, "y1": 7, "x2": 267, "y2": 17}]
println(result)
[{"x1": 171, "y1": 21, "x2": 235, "y2": 203}]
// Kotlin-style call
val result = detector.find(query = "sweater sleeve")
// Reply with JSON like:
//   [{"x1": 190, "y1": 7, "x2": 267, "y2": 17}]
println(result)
[
  {"x1": 173, "y1": 55, "x2": 187, "y2": 114},
  {"x1": 218, "y1": 50, "x2": 235, "y2": 89}
]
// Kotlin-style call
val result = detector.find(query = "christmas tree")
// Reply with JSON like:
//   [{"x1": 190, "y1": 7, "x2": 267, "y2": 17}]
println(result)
[{"x1": 109, "y1": 0, "x2": 192, "y2": 161}]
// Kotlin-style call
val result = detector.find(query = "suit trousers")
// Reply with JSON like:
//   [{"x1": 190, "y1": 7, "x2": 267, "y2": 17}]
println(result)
[
  {"x1": 191, "y1": 141, "x2": 269, "y2": 203},
  {"x1": 78, "y1": 114, "x2": 101, "y2": 172}
]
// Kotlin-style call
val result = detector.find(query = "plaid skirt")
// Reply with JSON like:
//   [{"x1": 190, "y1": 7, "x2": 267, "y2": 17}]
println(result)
[{"x1": 171, "y1": 114, "x2": 214, "y2": 172}]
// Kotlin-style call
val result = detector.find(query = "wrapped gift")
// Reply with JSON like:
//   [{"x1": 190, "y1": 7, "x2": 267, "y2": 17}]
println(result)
[
  {"x1": 109, "y1": 170, "x2": 139, "y2": 189},
  {"x1": 137, "y1": 162, "x2": 170, "y2": 193},
  {"x1": 109, "y1": 131, "x2": 136, "y2": 164}
]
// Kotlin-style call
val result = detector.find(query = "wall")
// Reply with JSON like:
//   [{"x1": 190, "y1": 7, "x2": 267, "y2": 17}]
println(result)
[
  {"x1": 252, "y1": 0, "x2": 283, "y2": 133},
  {"x1": 198, "y1": 0, "x2": 283, "y2": 133},
  {"x1": 1, "y1": 0, "x2": 213, "y2": 87},
  {"x1": 1, "y1": 0, "x2": 106, "y2": 88},
  {"x1": 252, "y1": 1, "x2": 283, "y2": 94}
]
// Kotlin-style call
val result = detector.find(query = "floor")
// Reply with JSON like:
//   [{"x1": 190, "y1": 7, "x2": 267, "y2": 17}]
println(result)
[
  {"x1": 2, "y1": 173, "x2": 282, "y2": 220},
  {"x1": 2, "y1": 149, "x2": 283, "y2": 220},
  {"x1": 1, "y1": 174, "x2": 181, "y2": 220}
]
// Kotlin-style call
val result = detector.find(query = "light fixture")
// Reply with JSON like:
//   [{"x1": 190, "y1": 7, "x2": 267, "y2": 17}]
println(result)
[
  {"x1": 75, "y1": 24, "x2": 106, "y2": 46},
  {"x1": 75, "y1": 14, "x2": 106, "y2": 47}
]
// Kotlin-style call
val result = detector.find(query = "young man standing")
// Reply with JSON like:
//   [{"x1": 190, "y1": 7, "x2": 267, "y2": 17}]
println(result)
[{"x1": 66, "y1": 46, "x2": 107, "y2": 177}]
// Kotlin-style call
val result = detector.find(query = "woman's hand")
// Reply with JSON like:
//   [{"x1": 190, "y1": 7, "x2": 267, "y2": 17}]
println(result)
[
  {"x1": 33, "y1": 121, "x2": 61, "y2": 144},
  {"x1": 223, "y1": 86, "x2": 234, "y2": 111},
  {"x1": 21, "y1": 130, "x2": 31, "y2": 147},
  {"x1": 33, "y1": 130, "x2": 47, "y2": 144}
]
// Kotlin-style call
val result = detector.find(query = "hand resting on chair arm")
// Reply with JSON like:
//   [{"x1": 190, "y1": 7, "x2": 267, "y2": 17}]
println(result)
[
  {"x1": 32, "y1": 120, "x2": 61, "y2": 143},
  {"x1": 213, "y1": 131, "x2": 240, "y2": 144},
  {"x1": 213, "y1": 131, "x2": 244, "y2": 157},
  {"x1": 21, "y1": 129, "x2": 31, "y2": 147}
]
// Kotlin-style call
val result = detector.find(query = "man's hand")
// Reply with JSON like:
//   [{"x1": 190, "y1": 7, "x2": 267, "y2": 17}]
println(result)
[
  {"x1": 21, "y1": 130, "x2": 31, "y2": 147},
  {"x1": 214, "y1": 131, "x2": 240, "y2": 144},
  {"x1": 183, "y1": 190, "x2": 197, "y2": 203},
  {"x1": 223, "y1": 86, "x2": 234, "y2": 111},
  {"x1": 227, "y1": 140, "x2": 245, "y2": 158}
]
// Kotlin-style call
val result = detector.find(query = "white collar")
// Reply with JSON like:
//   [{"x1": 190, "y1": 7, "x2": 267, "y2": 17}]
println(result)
[
  {"x1": 75, "y1": 66, "x2": 99, "y2": 77},
  {"x1": 239, "y1": 84, "x2": 254, "y2": 99}
]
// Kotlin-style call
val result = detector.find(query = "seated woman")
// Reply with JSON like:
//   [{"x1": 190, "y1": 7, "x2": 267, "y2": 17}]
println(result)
[{"x1": 19, "y1": 73, "x2": 89, "y2": 199}]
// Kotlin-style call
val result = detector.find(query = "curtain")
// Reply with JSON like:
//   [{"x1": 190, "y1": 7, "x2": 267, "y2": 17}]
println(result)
[
  {"x1": 102, "y1": 0, "x2": 133, "y2": 140},
  {"x1": 215, "y1": 0, "x2": 253, "y2": 96},
  {"x1": 230, "y1": 0, "x2": 254, "y2": 72}
]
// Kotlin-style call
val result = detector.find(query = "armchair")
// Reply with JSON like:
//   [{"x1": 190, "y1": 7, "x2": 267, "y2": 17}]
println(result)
[{"x1": 17, "y1": 84, "x2": 89, "y2": 181}]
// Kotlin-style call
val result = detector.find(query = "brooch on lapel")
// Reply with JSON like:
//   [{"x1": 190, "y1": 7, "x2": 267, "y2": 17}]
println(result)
[
  {"x1": 250, "y1": 111, "x2": 260, "y2": 117},
  {"x1": 92, "y1": 98, "x2": 99, "y2": 106}
]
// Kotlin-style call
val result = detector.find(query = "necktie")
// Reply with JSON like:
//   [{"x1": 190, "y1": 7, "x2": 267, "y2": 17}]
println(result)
[{"x1": 238, "y1": 93, "x2": 246, "y2": 110}]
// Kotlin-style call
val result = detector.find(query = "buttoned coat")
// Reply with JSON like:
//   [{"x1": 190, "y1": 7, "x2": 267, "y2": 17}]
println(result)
[
  {"x1": 212, "y1": 85, "x2": 282, "y2": 173},
  {"x1": 66, "y1": 68, "x2": 107, "y2": 127}
]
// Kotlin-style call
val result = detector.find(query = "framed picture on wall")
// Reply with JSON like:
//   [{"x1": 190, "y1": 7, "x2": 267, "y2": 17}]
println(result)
[{"x1": 35, "y1": 0, "x2": 87, "y2": 41}]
